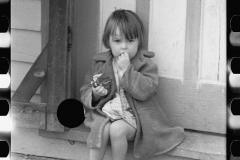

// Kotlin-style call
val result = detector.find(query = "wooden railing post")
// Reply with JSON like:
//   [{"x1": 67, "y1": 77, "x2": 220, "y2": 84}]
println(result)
[{"x1": 46, "y1": 0, "x2": 71, "y2": 132}]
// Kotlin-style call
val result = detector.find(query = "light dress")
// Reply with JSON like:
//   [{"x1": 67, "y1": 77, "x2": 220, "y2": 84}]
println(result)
[{"x1": 102, "y1": 58, "x2": 137, "y2": 129}]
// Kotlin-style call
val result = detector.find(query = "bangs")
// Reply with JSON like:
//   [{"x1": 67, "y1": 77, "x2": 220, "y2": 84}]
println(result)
[
  {"x1": 102, "y1": 10, "x2": 144, "y2": 49},
  {"x1": 110, "y1": 18, "x2": 140, "y2": 40}
]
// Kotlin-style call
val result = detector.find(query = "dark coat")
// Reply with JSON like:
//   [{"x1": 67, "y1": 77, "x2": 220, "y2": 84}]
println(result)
[{"x1": 80, "y1": 49, "x2": 184, "y2": 158}]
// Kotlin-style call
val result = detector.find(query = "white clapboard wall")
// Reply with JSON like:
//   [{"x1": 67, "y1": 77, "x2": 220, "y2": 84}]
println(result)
[{"x1": 11, "y1": 0, "x2": 49, "y2": 102}]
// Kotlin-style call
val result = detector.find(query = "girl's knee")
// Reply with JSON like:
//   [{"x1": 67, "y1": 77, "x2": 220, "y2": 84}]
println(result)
[
  {"x1": 110, "y1": 121, "x2": 126, "y2": 140},
  {"x1": 109, "y1": 120, "x2": 136, "y2": 141}
]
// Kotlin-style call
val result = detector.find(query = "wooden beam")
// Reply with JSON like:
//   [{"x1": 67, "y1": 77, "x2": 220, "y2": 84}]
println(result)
[
  {"x1": 11, "y1": 43, "x2": 48, "y2": 103},
  {"x1": 46, "y1": 0, "x2": 71, "y2": 132},
  {"x1": 40, "y1": 128, "x2": 226, "y2": 160},
  {"x1": 184, "y1": 0, "x2": 202, "y2": 81},
  {"x1": 39, "y1": 125, "x2": 89, "y2": 143},
  {"x1": 136, "y1": 0, "x2": 150, "y2": 50},
  {"x1": 11, "y1": 102, "x2": 46, "y2": 129}
]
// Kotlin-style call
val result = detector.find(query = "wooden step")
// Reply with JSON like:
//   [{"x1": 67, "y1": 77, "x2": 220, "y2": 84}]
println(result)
[
  {"x1": 164, "y1": 130, "x2": 226, "y2": 160},
  {"x1": 39, "y1": 126, "x2": 226, "y2": 160}
]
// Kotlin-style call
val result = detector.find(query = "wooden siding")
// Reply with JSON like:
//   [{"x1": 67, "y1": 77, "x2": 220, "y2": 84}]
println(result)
[
  {"x1": 11, "y1": 0, "x2": 41, "y2": 31},
  {"x1": 157, "y1": 77, "x2": 226, "y2": 134},
  {"x1": 11, "y1": 61, "x2": 41, "y2": 94},
  {"x1": 148, "y1": 0, "x2": 226, "y2": 134},
  {"x1": 72, "y1": 0, "x2": 100, "y2": 100},
  {"x1": 11, "y1": 0, "x2": 49, "y2": 103},
  {"x1": 200, "y1": 0, "x2": 226, "y2": 82},
  {"x1": 11, "y1": 29, "x2": 42, "y2": 63},
  {"x1": 149, "y1": 0, "x2": 187, "y2": 80}
]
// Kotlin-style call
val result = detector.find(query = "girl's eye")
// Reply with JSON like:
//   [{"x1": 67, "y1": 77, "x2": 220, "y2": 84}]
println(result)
[
  {"x1": 128, "y1": 39, "x2": 135, "y2": 42},
  {"x1": 114, "y1": 40, "x2": 121, "y2": 43}
]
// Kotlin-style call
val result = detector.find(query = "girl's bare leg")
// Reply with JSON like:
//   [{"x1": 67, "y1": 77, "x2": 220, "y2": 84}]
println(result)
[
  {"x1": 110, "y1": 120, "x2": 136, "y2": 160},
  {"x1": 90, "y1": 122, "x2": 111, "y2": 160}
]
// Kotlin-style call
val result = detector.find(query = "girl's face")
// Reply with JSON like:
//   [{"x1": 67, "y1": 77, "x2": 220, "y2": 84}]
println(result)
[{"x1": 109, "y1": 27, "x2": 139, "y2": 59}]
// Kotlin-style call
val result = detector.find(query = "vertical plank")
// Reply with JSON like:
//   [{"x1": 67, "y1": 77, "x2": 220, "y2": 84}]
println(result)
[
  {"x1": 41, "y1": 0, "x2": 49, "y2": 104},
  {"x1": 136, "y1": 0, "x2": 150, "y2": 50},
  {"x1": 184, "y1": 0, "x2": 202, "y2": 81},
  {"x1": 72, "y1": 0, "x2": 100, "y2": 101},
  {"x1": 200, "y1": 0, "x2": 221, "y2": 81},
  {"x1": 148, "y1": 0, "x2": 187, "y2": 79},
  {"x1": 41, "y1": 0, "x2": 49, "y2": 49},
  {"x1": 46, "y1": 0, "x2": 70, "y2": 132},
  {"x1": 218, "y1": 0, "x2": 226, "y2": 82}
]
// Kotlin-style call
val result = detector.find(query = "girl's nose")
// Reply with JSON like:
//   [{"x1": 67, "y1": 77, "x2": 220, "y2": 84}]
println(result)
[{"x1": 121, "y1": 41, "x2": 128, "y2": 49}]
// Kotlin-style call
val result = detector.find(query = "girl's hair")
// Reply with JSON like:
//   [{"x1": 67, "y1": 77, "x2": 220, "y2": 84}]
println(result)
[{"x1": 102, "y1": 9, "x2": 144, "y2": 49}]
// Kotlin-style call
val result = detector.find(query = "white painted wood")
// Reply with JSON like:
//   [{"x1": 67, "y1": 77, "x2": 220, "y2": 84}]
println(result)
[
  {"x1": 11, "y1": 127, "x2": 225, "y2": 160},
  {"x1": 148, "y1": 0, "x2": 187, "y2": 79},
  {"x1": 199, "y1": 0, "x2": 223, "y2": 81},
  {"x1": 11, "y1": 91, "x2": 41, "y2": 103},
  {"x1": 11, "y1": 128, "x2": 91, "y2": 160},
  {"x1": 218, "y1": 0, "x2": 226, "y2": 82},
  {"x1": 11, "y1": 61, "x2": 41, "y2": 94},
  {"x1": 11, "y1": 29, "x2": 41, "y2": 63},
  {"x1": 11, "y1": 0, "x2": 41, "y2": 31},
  {"x1": 99, "y1": 0, "x2": 136, "y2": 52}
]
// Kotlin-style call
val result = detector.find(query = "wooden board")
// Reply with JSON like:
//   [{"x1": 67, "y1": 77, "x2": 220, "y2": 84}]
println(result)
[
  {"x1": 11, "y1": 44, "x2": 48, "y2": 102},
  {"x1": 184, "y1": 0, "x2": 201, "y2": 81},
  {"x1": 200, "y1": 0, "x2": 222, "y2": 81},
  {"x1": 218, "y1": 0, "x2": 226, "y2": 83},
  {"x1": 41, "y1": 0, "x2": 49, "y2": 49},
  {"x1": 11, "y1": 91, "x2": 41, "y2": 103},
  {"x1": 157, "y1": 77, "x2": 226, "y2": 134},
  {"x1": 46, "y1": 0, "x2": 70, "y2": 132},
  {"x1": 136, "y1": 0, "x2": 150, "y2": 50},
  {"x1": 39, "y1": 125, "x2": 89, "y2": 143},
  {"x1": 11, "y1": 29, "x2": 42, "y2": 63},
  {"x1": 11, "y1": 102, "x2": 46, "y2": 129},
  {"x1": 149, "y1": 0, "x2": 186, "y2": 79},
  {"x1": 11, "y1": 128, "x2": 90, "y2": 160},
  {"x1": 72, "y1": 0, "x2": 100, "y2": 100},
  {"x1": 11, "y1": 0, "x2": 41, "y2": 31},
  {"x1": 11, "y1": 61, "x2": 40, "y2": 94}
]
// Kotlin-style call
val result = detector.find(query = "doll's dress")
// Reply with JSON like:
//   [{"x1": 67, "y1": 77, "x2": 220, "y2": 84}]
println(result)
[{"x1": 102, "y1": 59, "x2": 137, "y2": 129}]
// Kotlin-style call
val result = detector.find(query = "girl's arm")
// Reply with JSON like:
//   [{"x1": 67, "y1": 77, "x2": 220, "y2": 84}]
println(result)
[
  {"x1": 119, "y1": 58, "x2": 158, "y2": 101},
  {"x1": 80, "y1": 61, "x2": 104, "y2": 109}
]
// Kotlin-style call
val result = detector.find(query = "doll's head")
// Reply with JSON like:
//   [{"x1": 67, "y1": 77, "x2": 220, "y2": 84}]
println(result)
[{"x1": 102, "y1": 9, "x2": 144, "y2": 58}]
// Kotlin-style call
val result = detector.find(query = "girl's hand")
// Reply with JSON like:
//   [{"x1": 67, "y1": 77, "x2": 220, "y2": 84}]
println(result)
[
  {"x1": 116, "y1": 52, "x2": 130, "y2": 73},
  {"x1": 92, "y1": 85, "x2": 108, "y2": 101}
]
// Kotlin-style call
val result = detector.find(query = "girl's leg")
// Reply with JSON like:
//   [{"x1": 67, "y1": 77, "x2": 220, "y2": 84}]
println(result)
[
  {"x1": 90, "y1": 122, "x2": 111, "y2": 160},
  {"x1": 110, "y1": 120, "x2": 136, "y2": 160}
]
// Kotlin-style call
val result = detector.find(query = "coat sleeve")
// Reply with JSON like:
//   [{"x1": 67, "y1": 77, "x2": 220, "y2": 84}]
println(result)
[
  {"x1": 80, "y1": 60, "x2": 104, "y2": 110},
  {"x1": 119, "y1": 58, "x2": 158, "y2": 101}
]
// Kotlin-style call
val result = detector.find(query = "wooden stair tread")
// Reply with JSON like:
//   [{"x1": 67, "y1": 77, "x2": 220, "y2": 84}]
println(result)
[
  {"x1": 166, "y1": 130, "x2": 226, "y2": 159},
  {"x1": 39, "y1": 126, "x2": 226, "y2": 160}
]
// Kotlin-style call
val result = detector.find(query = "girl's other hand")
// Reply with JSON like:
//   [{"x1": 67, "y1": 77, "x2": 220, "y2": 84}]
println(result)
[
  {"x1": 117, "y1": 52, "x2": 130, "y2": 72},
  {"x1": 92, "y1": 85, "x2": 108, "y2": 101}
]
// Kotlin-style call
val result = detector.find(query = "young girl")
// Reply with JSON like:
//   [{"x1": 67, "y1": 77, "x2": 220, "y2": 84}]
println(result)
[{"x1": 80, "y1": 9, "x2": 184, "y2": 160}]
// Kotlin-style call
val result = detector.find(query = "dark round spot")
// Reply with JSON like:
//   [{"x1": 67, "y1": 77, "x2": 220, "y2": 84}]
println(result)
[{"x1": 57, "y1": 99, "x2": 85, "y2": 128}]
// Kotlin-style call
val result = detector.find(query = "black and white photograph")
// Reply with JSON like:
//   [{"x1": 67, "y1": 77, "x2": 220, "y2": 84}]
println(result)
[{"x1": 8, "y1": 0, "x2": 232, "y2": 160}]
